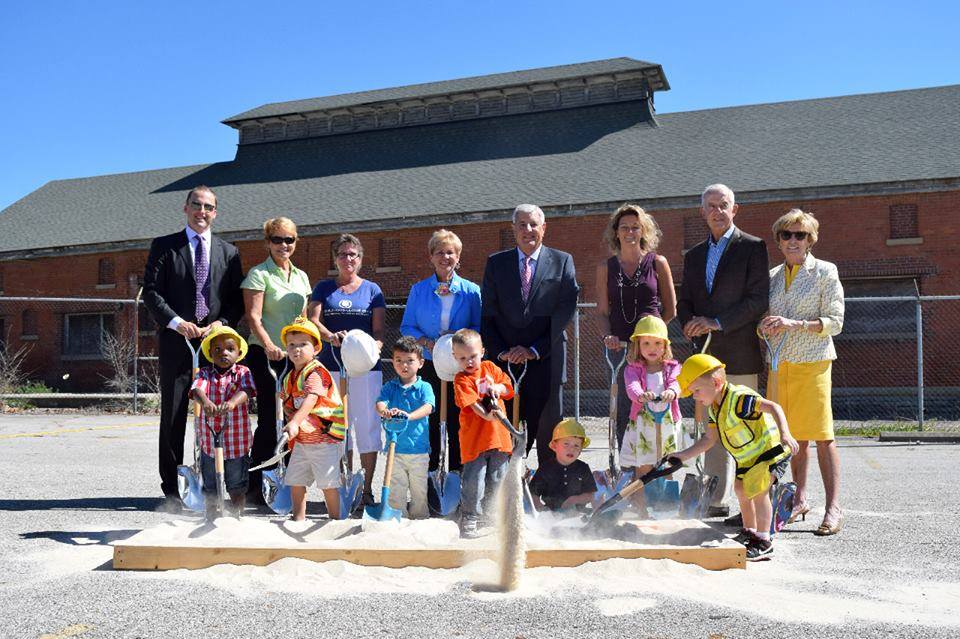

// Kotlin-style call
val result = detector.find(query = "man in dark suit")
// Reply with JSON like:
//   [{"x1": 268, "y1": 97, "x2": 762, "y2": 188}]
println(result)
[
  {"x1": 677, "y1": 184, "x2": 769, "y2": 518},
  {"x1": 481, "y1": 204, "x2": 579, "y2": 464},
  {"x1": 143, "y1": 186, "x2": 244, "y2": 511}
]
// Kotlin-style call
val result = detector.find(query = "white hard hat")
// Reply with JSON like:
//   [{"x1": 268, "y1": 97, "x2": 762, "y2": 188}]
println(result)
[
  {"x1": 341, "y1": 330, "x2": 380, "y2": 377},
  {"x1": 432, "y1": 334, "x2": 460, "y2": 382}
]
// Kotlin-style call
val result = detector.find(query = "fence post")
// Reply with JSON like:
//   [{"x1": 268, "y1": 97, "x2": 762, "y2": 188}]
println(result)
[
  {"x1": 133, "y1": 288, "x2": 142, "y2": 413},
  {"x1": 915, "y1": 293, "x2": 924, "y2": 432},
  {"x1": 573, "y1": 307, "x2": 581, "y2": 422}
]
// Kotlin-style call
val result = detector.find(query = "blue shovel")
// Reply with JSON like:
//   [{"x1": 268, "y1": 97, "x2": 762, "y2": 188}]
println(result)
[
  {"x1": 592, "y1": 342, "x2": 631, "y2": 510},
  {"x1": 364, "y1": 415, "x2": 409, "y2": 521},
  {"x1": 261, "y1": 361, "x2": 292, "y2": 515},
  {"x1": 331, "y1": 349, "x2": 364, "y2": 519},
  {"x1": 758, "y1": 325, "x2": 788, "y2": 403},
  {"x1": 643, "y1": 397, "x2": 681, "y2": 507},
  {"x1": 427, "y1": 380, "x2": 461, "y2": 515},
  {"x1": 177, "y1": 336, "x2": 204, "y2": 512}
]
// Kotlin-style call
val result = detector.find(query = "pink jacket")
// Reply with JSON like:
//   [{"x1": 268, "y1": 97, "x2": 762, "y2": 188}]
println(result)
[{"x1": 624, "y1": 359, "x2": 682, "y2": 423}]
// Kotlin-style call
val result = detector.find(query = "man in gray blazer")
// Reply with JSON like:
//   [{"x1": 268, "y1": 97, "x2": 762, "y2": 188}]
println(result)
[
  {"x1": 677, "y1": 184, "x2": 769, "y2": 518},
  {"x1": 481, "y1": 204, "x2": 579, "y2": 463}
]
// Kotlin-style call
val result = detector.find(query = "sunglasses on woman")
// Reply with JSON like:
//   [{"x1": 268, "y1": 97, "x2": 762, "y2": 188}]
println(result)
[
  {"x1": 269, "y1": 236, "x2": 297, "y2": 245},
  {"x1": 778, "y1": 230, "x2": 809, "y2": 241}
]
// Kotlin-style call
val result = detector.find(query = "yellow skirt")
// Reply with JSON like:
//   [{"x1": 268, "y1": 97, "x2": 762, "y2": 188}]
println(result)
[{"x1": 766, "y1": 360, "x2": 834, "y2": 442}]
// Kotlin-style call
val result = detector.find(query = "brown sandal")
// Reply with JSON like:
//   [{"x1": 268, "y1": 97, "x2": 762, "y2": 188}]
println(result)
[{"x1": 814, "y1": 511, "x2": 843, "y2": 536}]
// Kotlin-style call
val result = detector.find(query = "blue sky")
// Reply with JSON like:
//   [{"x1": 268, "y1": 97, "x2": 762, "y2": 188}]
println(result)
[{"x1": 1, "y1": 1, "x2": 957, "y2": 211}]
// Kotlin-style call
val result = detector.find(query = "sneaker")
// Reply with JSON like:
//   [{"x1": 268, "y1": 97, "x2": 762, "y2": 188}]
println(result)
[
  {"x1": 362, "y1": 491, "x2": 376, "y2": 507},
  {"x1": 732, "y1": 529, "x2": 755, "y2": 546},
  {"x1": 746, "y1": 538, "x2": 774, "y2": 561}
]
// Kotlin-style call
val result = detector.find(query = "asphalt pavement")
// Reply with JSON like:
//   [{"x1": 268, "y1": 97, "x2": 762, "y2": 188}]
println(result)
[{"x1": 1, "y1": 412, "x2": 958, "y2": 638}]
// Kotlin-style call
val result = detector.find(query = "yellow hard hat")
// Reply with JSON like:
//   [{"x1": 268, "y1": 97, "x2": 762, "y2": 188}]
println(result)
[
  {"x1": 280, "y1": 316, "x2": 323, "y2": 350},
  {"x1": 630, "y1": 315, "x2": 670, "y2": 345},
  {"x1": 551, "y1": 418, "x2": 591, "y2": 448},
  {"x1": 677, "y1": 353, "x2": 725, "y2": 397},
  {"x1": 200, "y1": 326, "x2": 248, "y2": 363}
]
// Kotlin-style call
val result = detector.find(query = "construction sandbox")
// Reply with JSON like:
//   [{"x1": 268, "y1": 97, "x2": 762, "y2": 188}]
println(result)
[{"x1": 113, "y1": 515, "x2": 745, "y2": 571}]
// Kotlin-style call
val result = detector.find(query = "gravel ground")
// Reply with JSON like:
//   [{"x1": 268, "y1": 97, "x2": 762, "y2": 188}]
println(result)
[{"x1": 1, "y1": 413, "x2": 959, "y2": 638}]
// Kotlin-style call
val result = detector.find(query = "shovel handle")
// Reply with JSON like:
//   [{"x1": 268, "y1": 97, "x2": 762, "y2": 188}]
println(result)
[{"x1": 382, "y1": 441, "x2": 397, "y2": 486}]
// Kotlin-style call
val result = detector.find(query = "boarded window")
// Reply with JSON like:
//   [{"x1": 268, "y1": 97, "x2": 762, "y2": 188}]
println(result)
[
  {"x1": 21, "y1": 309, "x2": 37, "y2": 336},
  {"x1": 840, "y1": 278, "x2": 917, "y2": 341},
  {"x1": 98, "y1": 258, "x2": 116, "y2": 285},
  {"x1": 889, "y1": 204, "x2": 919, "y2": 239},
  {"x1": 499, "y1": 228, "x2": 515, "y2": 250},
  {"x1": 63, "y1": 313, "x2": 115, "y2": 358},
  {"x1": 379, "y1": 238, "x2": 400, "y2": 268}
]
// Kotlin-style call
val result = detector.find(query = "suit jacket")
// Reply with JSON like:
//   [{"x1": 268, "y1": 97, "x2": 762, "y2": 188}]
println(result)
[
  {"x1": 768, "y1": 253, "x2": 844, "y2": 364},
  {"x1": 143, "y1": 229, "x2": 244, "y2": 333},
  {"x1": 677, "y1": 226, "x2": 769, "y2": 375},
  {"x1": 480, "y1": 246, "x2": 579, "y2": 382}
]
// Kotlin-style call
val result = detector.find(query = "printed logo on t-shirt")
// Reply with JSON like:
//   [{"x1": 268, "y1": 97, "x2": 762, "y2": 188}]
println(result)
[
  {"x1": 293, "y1": 397, "x2": 304, "y2": 409},
  {"x1": 338, "y1": 299, "x2": 353, "y2": 309}
]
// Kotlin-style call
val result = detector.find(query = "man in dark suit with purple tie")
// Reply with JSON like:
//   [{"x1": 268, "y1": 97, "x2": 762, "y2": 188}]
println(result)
[
  {"x1": 481, "y1": 204, "x2": 580, "y2": 464},
  {"x1": 143, "y1": 186, "x2": 244, "y2": 511}
]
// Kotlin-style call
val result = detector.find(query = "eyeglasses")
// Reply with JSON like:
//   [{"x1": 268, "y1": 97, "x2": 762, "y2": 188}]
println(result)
[
  {"x1": 778, "y1": 230, "x2": 809, "y2": 241},
  {"x1": 269, "y1": 236, "x2": 297, "y2": 245},
  {"x1": 337, "y1": 252, "x2": 360, "y2": 260},
  {"x1": 189, "y1": 200, "x2": 216, "y2": 212}
]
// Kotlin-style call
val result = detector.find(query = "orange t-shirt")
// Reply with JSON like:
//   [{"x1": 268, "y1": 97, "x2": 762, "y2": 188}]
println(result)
[{"x1": 454, "y1": 361, "x2": 515, "y2": 464}]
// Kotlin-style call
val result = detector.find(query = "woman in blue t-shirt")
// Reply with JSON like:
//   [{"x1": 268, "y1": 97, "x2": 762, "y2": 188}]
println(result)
[{"x1": 308, "y1": 233, "x2": 385, "y2": 506}]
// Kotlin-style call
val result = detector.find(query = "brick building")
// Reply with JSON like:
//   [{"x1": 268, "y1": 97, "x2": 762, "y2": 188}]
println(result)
[{"x1": 0, "y1": 58, "x2": 958, "y2": 410}]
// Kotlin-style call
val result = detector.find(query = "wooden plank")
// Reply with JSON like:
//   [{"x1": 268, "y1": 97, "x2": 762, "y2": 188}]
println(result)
[{"x1": 526, "y1": 546, "x2": 745, "y2": 570}]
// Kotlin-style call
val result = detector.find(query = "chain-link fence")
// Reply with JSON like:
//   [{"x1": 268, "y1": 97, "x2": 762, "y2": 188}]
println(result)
[{"x1": 1, "y1": 295, "x2": 957, "y2": 427}]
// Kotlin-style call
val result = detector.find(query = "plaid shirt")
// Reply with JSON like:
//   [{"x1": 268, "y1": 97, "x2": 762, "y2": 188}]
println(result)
[{"x1": 190, "y1": 363, "x2": 256, "y2": 459}]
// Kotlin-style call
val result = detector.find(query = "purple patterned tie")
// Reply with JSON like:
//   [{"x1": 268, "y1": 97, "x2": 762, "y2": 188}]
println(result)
[
  {"x1": 521, "y1": 256, "x2": 532, "y2": 303},
  {"x1": 195, "y1": 235, "x2": 209, "y2": 322}
]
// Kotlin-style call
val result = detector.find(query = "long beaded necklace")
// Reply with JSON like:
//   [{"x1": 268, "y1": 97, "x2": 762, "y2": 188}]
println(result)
[{"x1": 616, "y1": 255, "x2": 646, "y2": 325}]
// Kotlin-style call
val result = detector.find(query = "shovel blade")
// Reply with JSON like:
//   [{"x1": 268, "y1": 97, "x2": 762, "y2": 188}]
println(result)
[
  {"x1": 644, "y1": 477, "x2": 681, "y2": 508},
  {"x1": 591, "y1": 469, "x2": 633, "y2": 512},
  {"x1": 177, "y1": 465, "x2": 204, "y2": 512},
  {"x1": 363, "y1": 486, "x2": 402, "y2": 521},
  {"x1": 771, "y1": 481, "x2": 797, "y2": 534},
  {"x1": 337, "y1": 471, "x2": 364, "y2": 519},
  {"x1": 262, "y1": 469, "x2": 292, "y2": 515},
  {"x1": 427, "y1": 470, "x2": 461, "y2": 516}
]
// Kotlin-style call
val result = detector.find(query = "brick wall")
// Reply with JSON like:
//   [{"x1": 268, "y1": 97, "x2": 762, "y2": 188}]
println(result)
[{"x1": 1, "y1": 188, "x2": 957, "y2": 390}]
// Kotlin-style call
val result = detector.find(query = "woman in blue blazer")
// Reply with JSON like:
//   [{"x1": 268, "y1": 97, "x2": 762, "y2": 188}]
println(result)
[{"x1": 400, "y1": 229, "x2": 481, "y2": 472}]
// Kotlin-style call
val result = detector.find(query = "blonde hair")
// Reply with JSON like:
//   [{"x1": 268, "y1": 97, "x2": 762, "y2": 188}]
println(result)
[
  {"x1": 772, "y1": 209, "x2": 819, "y2": 246},
  {"x1": 428, "y1": 229, "x2": 463, "y2": 256},
  {"x1": 262, "y1": 217, "x2": 297, "y2": 241},
  {"x1": 451, "y1": 328, "x2": 482, "y2": 348},
  {"x1": 627, "y1": 335, "x2": 673, "y2": 364},
  {"x1": 604, "y1": 204, "x2": 662, "y2": 254}
]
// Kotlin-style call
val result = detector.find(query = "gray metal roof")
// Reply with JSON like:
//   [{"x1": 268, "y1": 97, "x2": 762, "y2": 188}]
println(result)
[
  {"x1": 2, "y1": 83, "x2": 959, "y2": 256},
  {"x1": 223, "y1": 57, "x2": 666, "y2": 123}
]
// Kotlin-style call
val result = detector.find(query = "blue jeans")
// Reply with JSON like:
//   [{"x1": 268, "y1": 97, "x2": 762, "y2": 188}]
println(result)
[
  {"x1": 200, "y1": 452, "x2": 250, "y2": 494},
  {"x1": 460, "y1": 449, "x2": 509, "y2": 522}
]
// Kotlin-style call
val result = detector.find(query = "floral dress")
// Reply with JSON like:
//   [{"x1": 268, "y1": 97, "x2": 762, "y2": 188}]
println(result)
[{"x1": 620, "y1": 363, "x2": 683, "y2": 468}]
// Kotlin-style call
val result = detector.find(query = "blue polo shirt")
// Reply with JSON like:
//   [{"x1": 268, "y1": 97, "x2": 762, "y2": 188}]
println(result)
[{"x1": 377, "y1": 377, "x2": 435, "y2": 454}]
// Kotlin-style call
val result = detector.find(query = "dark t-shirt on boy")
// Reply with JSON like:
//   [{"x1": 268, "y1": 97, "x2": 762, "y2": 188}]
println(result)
[{"x1": 529, "y1": 458, "x2": 597, "y2": 511}]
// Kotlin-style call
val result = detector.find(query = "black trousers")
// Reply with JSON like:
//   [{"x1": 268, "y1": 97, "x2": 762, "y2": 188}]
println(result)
[
  {"x1": 493, "y1": 357, "x2": 562, "y2": 465},
  {"x1": 157, "y1": 330, "x2": 201, "y2": 497},
  {"x1": 245, "y1": 344, "x2": 289, "y2": 492},
  {"x1": 421, "y1": 359, "x2": 463, "y2": 472}
]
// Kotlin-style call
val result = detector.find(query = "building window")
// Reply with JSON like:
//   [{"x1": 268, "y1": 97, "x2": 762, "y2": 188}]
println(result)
[
  {"x1": 840, "y1": 278, "x2": 917, "y2": 341},
  {"x1": 889, "y1": 204, "x2": 919, "y2": 239},
  {"x1": 63, "y1": 313, "x2": 115, "y2": 359},
  {"x1": 98, "y1": 258, "x2": 116, "y2": 286},
  {"x1": 0, "y1": 266, "x2": 4, "y2": 294},
  {"x1": 378, "y1": 238, "x2": 400, "y2": 268},
  {"x1": 21, "y1": 309, "x2": 37, "y2": 338}
]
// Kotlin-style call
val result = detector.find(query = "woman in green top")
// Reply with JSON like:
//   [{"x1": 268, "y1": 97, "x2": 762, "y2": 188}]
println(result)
[{"x1": 241, "y1": 217, "x2": 312, "y2": 499}]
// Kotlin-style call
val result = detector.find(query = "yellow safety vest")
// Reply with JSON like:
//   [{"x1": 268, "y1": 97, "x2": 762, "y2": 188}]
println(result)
[
  {"x1": 709, "y1": 383, "x2": 789, "y2": 497},
  {"x1": 283, "y1": 359, "x2": 346, "y2": 441}
]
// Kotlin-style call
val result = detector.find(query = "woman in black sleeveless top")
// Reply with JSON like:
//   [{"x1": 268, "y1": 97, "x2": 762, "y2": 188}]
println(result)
[{"x1": 595, "y1": 204, "x2": 677, "y2": 448}]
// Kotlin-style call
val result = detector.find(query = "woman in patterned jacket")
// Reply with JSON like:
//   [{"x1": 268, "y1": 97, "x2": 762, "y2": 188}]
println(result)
[{"x1": 759, "y1": 209, "x2": 845, "y2": 536}]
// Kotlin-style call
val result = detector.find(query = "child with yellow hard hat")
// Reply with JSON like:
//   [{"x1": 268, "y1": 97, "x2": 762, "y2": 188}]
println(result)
[
  {"x1": 528, "y1": 419, "x2": 597, "y2": 511},
  {"x1": 667, "y1": 353, "x2": 799, "y2": 561}
]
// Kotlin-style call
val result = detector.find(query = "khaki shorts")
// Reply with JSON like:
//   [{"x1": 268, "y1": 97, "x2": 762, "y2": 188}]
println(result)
[{"x1": 284, "y1": 442, "x2": 341, "y2": 489}]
